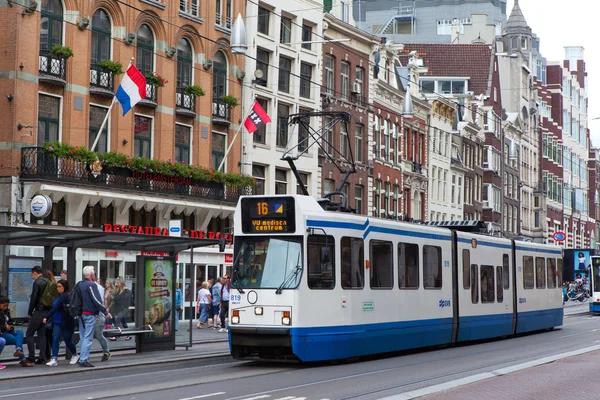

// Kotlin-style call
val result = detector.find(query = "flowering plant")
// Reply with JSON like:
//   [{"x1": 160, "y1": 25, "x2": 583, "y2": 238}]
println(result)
[{"x1": 146, "y1": 72, "x2": 168, "y2": 87}]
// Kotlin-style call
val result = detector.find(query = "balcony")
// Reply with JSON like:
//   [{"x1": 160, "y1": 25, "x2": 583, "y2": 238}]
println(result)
[
  {"x1": 138, "y1": 84, "x2": 158, "y2": 107},
  {"x1": 175, "y1": 88, "x2": 196, "y2": 117},
  {"x1": 212, "y1": 99, "x2": 231, "y2": 125},
  {"x1": 38, "y1": 53, "x2": 66, "y2": 86},
  {"x1": 89, "y1": 64, "x2": 114, "y2": 97},
  {"x1": 20, "y1": 147, "x2": 247, "y2": 204}
]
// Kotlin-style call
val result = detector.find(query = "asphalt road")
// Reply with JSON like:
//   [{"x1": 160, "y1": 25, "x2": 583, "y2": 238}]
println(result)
[{"x1": 5, "y1": 312, "x2": 600, "y2": 400}]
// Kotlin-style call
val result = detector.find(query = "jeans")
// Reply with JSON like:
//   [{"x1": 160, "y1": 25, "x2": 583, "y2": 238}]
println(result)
[
  {"x1": 51, "y1": 323, "x2": 77, "y2": 360},
  {"x1": 25, "y1": 310, "x2": 46, "y2": 360},
  {"x1": 199, "y1": 303, "x2": 210, "y2": 323},
  {"x1": 0, "y1": 337, "x2": 5, "y2": 356},
  {"x1": 94, "y1": 314, "x2": 109, "y2": 353},
  {"x1": 2, "y1": 329, "x2": 25, "y2": 359},
  {"x1": 116, "y1": 310, "x2": 129, "y2": 329},
  {"x1": 78, "y1": 314, "x2": 96, "y2": 363},
  {"x1": 175, "y1": 309, "x2": 180, "y2": 330}
]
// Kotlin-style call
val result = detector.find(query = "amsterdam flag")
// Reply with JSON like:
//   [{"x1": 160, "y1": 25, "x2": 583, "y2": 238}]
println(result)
[{"x1": 244, "y1": 101, "x2": 272, "y2": 133}]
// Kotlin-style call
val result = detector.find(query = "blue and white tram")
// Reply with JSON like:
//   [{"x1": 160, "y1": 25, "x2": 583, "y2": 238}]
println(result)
[
  {"x1": 228, "y1": 195, "x2": 564, "y2": 362},
  {"x1": 590, "y1": 256, "x2": 600, "y2": 313}
]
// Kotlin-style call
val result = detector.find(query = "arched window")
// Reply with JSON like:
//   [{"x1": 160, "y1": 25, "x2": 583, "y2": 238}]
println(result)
[
  {"x1": 176, "y1": 38, "x2": 193, "y2": 88},
  {"x1": 412, "y1": 190, "x2": 421, "y2": 220},
  {"x1": 91, "y1": 9, "x2": 111, "y2": 65},
  {"x1": 213, "y1": 51, "x2": 227, "y2": 100},
  {"x1": 136, "y1": 24, "x2": 154, "y2": 75},
  {"x1": 40, "y1": 0, "x2": 64, "y2": 54}
]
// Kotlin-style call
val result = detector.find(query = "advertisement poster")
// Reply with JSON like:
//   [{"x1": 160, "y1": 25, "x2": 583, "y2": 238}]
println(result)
[
  {"x1": 574, "y1": 250, "x2": 591, "y2": 284},
  {"x1": 144, "y1": 258, "x2": 173, "y2": 338},
  {"x1": 8, "y1": 257, "x2": 42, "y2": 319}
]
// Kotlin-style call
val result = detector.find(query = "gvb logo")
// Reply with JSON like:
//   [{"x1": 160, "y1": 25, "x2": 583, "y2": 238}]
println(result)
[
  {"x1": 519, "y1": 297, "x2": 527, "y2": 304},
  {"x1": 439, "y1": 299, "x2": 451, "y2": 308}
]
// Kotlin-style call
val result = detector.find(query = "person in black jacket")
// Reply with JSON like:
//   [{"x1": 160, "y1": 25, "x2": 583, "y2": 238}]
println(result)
[
  {"x1": 43, "y1": 279, "x2": 78, "y2": 367},
  {"x1": 0, "y1": 297, "x2": 34, "y2": 367},
  {"x1": 25, "y1": 266, "x2": 48, "y2": 364}
]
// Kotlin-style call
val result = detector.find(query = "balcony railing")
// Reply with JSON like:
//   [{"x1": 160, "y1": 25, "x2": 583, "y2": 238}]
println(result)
[
  {"x1": 39, "y1": 53, "x2": 66, "y2": 81},
  {"x1": 89, "y1": 64, "x2": 114, "y2": 93},
  {"x1": 176, "y1": 88, "x2": 196, "y2": 114},
  {"x1": 143, "y1": 84, "x2": 158, "y2": 103},
  {"x1": 20, "y1": 147, "x2": 246, "y2": 204},
  {"x1": 212, "y1": 99, "x2": 231, "y2": 122}
]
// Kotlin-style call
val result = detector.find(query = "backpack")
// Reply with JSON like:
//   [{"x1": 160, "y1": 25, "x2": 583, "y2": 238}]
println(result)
[
  {"x1": 67, "y1": 282, "x2": 83, "y2": 317},
  {"x1": 40, "y1": 277, "x2": 59, "y2": 309}
]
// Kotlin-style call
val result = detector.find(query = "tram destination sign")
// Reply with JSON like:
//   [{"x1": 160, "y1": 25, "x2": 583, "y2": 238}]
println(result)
[{"x1": 241, "y1": 197, "x2": 296, "y2": 234}]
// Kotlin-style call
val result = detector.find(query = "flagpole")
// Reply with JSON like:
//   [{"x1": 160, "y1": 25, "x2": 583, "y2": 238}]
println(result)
[
  {"x1": 217, "y1": 100, "x2": 254, "y2": 172},
  {"x1": 90, "y1": 58, "x2": 135, "y2": 153}
]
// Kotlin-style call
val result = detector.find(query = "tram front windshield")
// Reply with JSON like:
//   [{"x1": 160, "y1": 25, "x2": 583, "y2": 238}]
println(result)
[{"x1": 233, "y1": 237, "x2": 303, "y2": 289}]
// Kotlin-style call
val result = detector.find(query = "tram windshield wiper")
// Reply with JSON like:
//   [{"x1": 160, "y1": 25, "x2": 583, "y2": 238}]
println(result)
[
  {"x1": 275, "y1": 252, "x2": 302, "y2": 294},
  {"x1": 232, "y1": 266, "x2": 245, "y2": 294}
]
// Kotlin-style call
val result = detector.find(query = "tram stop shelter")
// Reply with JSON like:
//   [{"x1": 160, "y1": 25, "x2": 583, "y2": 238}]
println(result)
[{"x1": 0, "y1": 225, "x2": 222, "y2": 351}]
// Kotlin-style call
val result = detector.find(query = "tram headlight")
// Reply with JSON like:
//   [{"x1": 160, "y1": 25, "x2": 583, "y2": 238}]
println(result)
[
  {"x1": 282, "y1": 311, "x2": 291, "y2": 325},
  {"x1": 254, "y1": 306, "x2": 263, "y2": 315},
  {"x1": 232, "y1": 309, "x2": 240, "y2": 324}
]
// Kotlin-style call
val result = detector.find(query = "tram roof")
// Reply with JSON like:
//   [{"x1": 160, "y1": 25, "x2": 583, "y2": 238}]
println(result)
[{"x1": 0, "y1": 225, "x2": 220, "y2": 253}]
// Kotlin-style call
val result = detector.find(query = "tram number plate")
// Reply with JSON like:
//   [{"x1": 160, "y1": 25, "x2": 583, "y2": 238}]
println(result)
[
  {"x1": 362, "y1": 301, "x2": 374, "y2": 312},
  {"x1": 231, "y1": 294, "x2": 242, "y2": 305}
]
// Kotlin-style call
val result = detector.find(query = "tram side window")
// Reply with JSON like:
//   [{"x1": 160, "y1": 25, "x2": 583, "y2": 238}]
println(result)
[
  {"x1": 557, "y1": 258, "x2": 563, "y2": 287},
  {"x1": 535, "y1": 257, "x2": 546, "y2": 289},
  {"x1": 398, "y1": 243, "x2": 419, "y2": 289},
  {"x1": 480, "y1": 265, "x2": 495, "y2": 303},
  {"x1": 341, "y1": 237, "x2": 364, "y2": 289},
  {"x1": 462, "y1": 249, "x2": 470, "y2": 289},
  {"x1": 471, "y1": 264, "x2": 479, "y2": 303},
  {"x1": 307, "y1": 235, "x2": 335, "y2": 290},
  {"x1": 523, "y1": 256, "x2": 534, "y2": 289},
  {"x1": 370, "y1": 240, "x2": 393, "y2": 289},
  {"x1": 547, "y1": 258, "x2": 556, "y2": 288},
  {"x1": 496, "y1": 266, "x2": 503, "y2": 303},
  {"x1": 502, "y1": 254, "x2": 510, "y2": 289},
  {"x1": 423, "y1": 245, "x2": 442, "y2": 289}
]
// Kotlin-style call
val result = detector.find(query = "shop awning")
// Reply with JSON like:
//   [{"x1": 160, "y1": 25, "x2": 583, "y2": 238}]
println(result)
[{"x1": 0, "y1": 225, "x2": 220, "y2": 253}]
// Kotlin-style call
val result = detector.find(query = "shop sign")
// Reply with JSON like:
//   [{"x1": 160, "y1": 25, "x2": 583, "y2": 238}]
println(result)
[
  {"x1": 142, "y1": 251, "x2": 170, "y2": 257},
  {"x1": 30, "y1": 194, "x2": 52, "y2": 219},
  {"x1": 225, "y1": 254, "x2": 233, "y2": 263},
  {"x1": 102, "y1": 224, "x2": 233, "y2": 242},
  {"x1": 105, "y1": 251, "x2": 119, "y2": 257}
]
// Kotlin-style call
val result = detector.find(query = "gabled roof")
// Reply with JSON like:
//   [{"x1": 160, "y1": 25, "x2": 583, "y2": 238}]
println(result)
[{"x1": 399, "y1": 44, "x2": 493, "y2": 96}]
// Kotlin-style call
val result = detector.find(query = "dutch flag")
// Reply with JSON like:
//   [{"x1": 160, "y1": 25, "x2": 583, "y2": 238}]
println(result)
[{"x1": 115, "y1": 64, "x2": 147, "y2": 116}]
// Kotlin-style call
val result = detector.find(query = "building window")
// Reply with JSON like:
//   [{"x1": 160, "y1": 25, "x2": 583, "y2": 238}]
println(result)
[
  {"x1": 323, "y1": 117, "x2": 333, "y2": 155},
  {"x1": 180, "y1": 0, "x2": 199, "y2": 16},
  {"x1": 277, "y1": 103, "x2": 289, "y2": 148},
  {"x1": 278, "y1": 56, "x2": 292, "y2": 93},
  {"x1": 355, "y1": 185, "x2": 363, "y2": 214},
  {"x1": 299, "y1": 62, "x2": 312, "y2": 99},
  {"x1": 341, "y1": 62, "x2": 349, "y2": 100},
  {"x1": 37, "y1": 94, "x2": 60, "y2": 146},
  {"x1": 355, "y1": 125, "x2": 363, "y2": 163},
  {"x1": 175, "y1": 124, "x2": 191, "y2": 164},
  {"x1": 252, "y1": 164, "x2": 265, "y2": 195},
  {"x1": 301, "y1": 24, "x2": 312, "y2": 50},
  {"x1": 257, "y1": 5, "x2": 270, "y2": 35},
  {"x1": 296, "y1": 172, "x2": 308, "y2": 194},
  {"x1": 341, "y1": 1, "x2": 349, "y2": 23},
  {"x1": 213, "y1": 51, "x2": 228, "y2": 101},
  {"x1": 255, "y1": 48, "x2": 269, "y2": 86},
  {"x1": 176, "y1": 38, "x2": 193, "y2": 88},
  {"x1": 253, "y1": 98, "x2": 268, "y2": 144},
  {"x1": 298, "y1": 108, "x2": 310, "y2": 152},
  {"x1": 211, "y1": 133, "x2": 226, "y2": 170},
  {"x1": 134, "y1": 115, "x2": 152, "y2": 158},
  {"x1": 340, "y1": 122, "x2": 348, "y2": 158},
  {"x1": 88, "y1": 105, "x2": 108, "y2": 153},
  {"x1": 280, "y1": 16, "x2": 292, "y2": 44},
  {"x1": 275, "y1": 168, "x2": 287, "y2": 194},
  {"x1": 215, "y1": 0, "x2": 232, "y2": 29},
  {"x1": 91, "y1": 9, "x2": 111, "y2": 65},
  {"x1": 355, "y1": 67, "x2": 364, "y2": 104},
  {"x1": 252, "y1": 164, "x2": 266, "y2": 195},
  {"x1": 136, "y1": 24, "x2": 154, "y2": 76},
  {"x1": 40, "y1": 0, "x2": 64, "y2": 54},
  {"x1": 325, "y1": 55, "x2": 334, "y2": 95}
]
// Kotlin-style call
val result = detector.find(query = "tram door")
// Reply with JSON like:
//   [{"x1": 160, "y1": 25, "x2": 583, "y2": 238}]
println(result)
[{"x1": 591, "y1": 256, "x2": 600, "y2": 303}]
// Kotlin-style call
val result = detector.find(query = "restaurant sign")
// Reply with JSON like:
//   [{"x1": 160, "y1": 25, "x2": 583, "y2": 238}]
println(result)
[{"x1": 102, "y1": 224, "x2": 233, "y2": 242}]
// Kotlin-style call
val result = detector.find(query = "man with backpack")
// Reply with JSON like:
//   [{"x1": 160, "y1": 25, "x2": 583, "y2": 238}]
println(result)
[{"x1": 25, "y1": 266, "x2": 57, "y2": 364}]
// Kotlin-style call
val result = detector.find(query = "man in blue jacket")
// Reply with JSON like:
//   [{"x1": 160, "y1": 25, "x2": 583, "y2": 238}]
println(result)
[{"x1": 78, "y1": 266, "x2": 112, "y2": 367}]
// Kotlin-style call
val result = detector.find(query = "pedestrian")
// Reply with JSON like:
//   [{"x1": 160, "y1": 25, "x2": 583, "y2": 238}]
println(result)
[
  {"x1": 77, "y1": 266, "x2": 112, "y2": 367},
  {"x1": 60, "y1": 270, "x2": 67, "y2": 281},
  {"x1": 104, "y1": 280, "x2": 115, "y2": 328},
  {"x1": 93, "y1": 279, "x2": 111, "y2": 362},
  {"x1": 219, "y1": 276, "x2": 231, "y2": 333},
  {"x1": 211, "y1": 277, "x2": 222, "y2": 329},
  {"x1": 196, "y1": 282, "x2": 211, "y2": 329},
  {"x1": 42, "y1": 280, "x2": 78, "y2": 367},
  {"x1": 42, "y1": 269, "x2": 57, "y2": 361},
  {"x1": 25, "y1": 266, "x2": 50, "y2": 364},
  {"x1": 0, "y1": 297, "x2": 34, "y2": 367},
  {"x1": 111, "y1": 279, "x2": 132, "y2": 341},
  {"x1": 175, "y1": 283, "x2": 183, "y2": 331}
]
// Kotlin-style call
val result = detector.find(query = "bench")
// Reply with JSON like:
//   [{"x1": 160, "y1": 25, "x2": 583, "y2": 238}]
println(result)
[{"x1": 103, "y1": 325, "x2": 154, "y2": 338}]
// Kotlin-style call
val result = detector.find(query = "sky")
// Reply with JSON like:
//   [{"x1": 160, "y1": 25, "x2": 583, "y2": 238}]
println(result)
[{"x1": 505, "y1": 0, "x2": 600, "y2": 146}]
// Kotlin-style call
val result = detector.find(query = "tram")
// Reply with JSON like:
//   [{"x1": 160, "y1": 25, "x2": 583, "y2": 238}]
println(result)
[
  {"x1": 228, "y1": 194, "x2": 564, "y2": 362},
  {"x1": 590, "y1": 256, "x2": 600, "y2": 312}
]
